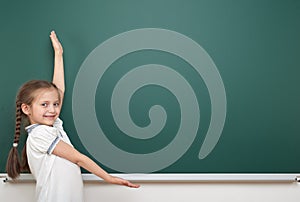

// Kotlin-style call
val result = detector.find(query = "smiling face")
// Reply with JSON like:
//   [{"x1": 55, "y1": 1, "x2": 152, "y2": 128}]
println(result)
[{"x1": 22, "y1": 87, "x2": 61, "y2": 126}]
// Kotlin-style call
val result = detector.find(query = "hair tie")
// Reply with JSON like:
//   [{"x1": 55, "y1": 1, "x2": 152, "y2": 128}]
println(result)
[{"x1": 13, "y1": 143, "x2": 18, "y2": 148}]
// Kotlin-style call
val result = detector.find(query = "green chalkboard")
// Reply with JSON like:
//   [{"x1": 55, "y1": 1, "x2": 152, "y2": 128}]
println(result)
[{"x1": 1, "y1": 0, "x2": 300, "y2": 173}]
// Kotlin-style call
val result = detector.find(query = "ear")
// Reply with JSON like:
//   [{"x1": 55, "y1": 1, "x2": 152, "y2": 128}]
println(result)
[{"x1": 21, "y1": 103, "x2": 31, "y2": 115}]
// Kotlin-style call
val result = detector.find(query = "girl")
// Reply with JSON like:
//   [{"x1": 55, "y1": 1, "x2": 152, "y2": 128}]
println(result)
[{"x1": 6, "y1": 31, "x2": 140, "y2": 202}]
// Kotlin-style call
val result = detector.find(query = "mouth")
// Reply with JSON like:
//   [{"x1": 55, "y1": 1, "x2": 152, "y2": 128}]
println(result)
[{"x1": 44, "y1": 115, "x2": 57, "y2": 119}]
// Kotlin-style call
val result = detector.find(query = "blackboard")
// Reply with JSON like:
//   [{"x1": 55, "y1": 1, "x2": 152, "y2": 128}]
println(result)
[{"x1": 1, "y1": 0, "x2": 300, "y2": 173}]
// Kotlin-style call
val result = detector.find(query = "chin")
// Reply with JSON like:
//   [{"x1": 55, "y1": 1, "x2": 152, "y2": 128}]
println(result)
[{"x1": 43, "y1": 118, "x2": 57, "y2": 126}]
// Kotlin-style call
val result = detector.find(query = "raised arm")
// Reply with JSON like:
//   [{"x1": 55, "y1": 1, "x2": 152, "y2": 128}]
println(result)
[{"x1": 50, "y1": 31, "x2": 65, "y2": 102}]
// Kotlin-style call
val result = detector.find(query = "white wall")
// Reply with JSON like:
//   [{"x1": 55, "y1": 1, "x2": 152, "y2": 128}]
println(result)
[{"x1": 1, "y1": 179, "x2": 300, "y2": 202}]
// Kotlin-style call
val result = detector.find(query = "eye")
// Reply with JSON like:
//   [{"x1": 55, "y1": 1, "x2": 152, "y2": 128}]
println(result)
[
  {"x1": 54, "y1": 102, "x2": 60, "y2": 107},
  {"x1": 41, "y1": 103, "x2": 48, "y2": 107}
]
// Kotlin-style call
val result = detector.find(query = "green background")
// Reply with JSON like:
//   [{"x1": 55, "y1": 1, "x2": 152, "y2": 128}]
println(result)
[{"x1": 1, "y1": 0, "x2": 300, "y2": 173}]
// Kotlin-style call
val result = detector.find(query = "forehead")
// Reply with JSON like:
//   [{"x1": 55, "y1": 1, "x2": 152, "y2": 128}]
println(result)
[{"x1": 33, "y1": 88, "x2": 60, "y2": 101}]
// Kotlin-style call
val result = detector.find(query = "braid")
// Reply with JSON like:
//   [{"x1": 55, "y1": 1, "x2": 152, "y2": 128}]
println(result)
[
  {"x1": 16, "y1": 100, "x2": 30, "y2": 172},
  {"x1": 6, "y1": 102, "x2": 22, "y2": 179},
  {"x1": 14, "y1": 101, "x2": 22, "y2": 144}
]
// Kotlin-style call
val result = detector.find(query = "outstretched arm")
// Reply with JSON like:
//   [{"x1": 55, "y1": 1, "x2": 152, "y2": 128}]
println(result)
[
  {"x1": 52, "y1": 140, "x2": 140, "y2": 188},
  {"x1": 50, "y1": 31, "x2": 65, "y2": 102}
]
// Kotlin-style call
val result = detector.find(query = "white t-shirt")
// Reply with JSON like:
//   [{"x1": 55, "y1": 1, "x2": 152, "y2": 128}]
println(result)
[{"x1": 26, "y1": 118, "x2": 84, "y2": 202}]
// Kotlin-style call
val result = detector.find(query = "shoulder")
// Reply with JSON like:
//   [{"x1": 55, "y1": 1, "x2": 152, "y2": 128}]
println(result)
[
  {"x1": 26, "y1": 124, "x2": 59, "y2": 139},
  {"x1": 26, "y1": 124, "x2": 61, "y2": 154},
  {"x1": 26, "y1": 118, "x2": 63, "y2": 134}
]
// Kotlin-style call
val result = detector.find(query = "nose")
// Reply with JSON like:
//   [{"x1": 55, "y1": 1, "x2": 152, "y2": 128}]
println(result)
[{"x1": 48, "y1": 105, "x2": 55, "y2": 113}]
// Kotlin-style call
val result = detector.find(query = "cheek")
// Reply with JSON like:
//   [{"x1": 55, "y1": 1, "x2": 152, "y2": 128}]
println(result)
[
  {"x1": 56, "y1": 107, "x2": 62, "y2": 114},
  {"x1": 31, "y1": 106, "x2": 46, "y2": 115}
]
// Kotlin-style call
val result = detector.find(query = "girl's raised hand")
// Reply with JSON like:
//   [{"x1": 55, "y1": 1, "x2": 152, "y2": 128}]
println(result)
[{"x1": 50, "y1": 30, "x2": 63, "y2": 55}]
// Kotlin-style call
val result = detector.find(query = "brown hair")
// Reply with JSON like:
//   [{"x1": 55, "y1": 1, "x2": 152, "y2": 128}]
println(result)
[{"x1": 6, "y1": 80, "x2": 60, "y2": 179}]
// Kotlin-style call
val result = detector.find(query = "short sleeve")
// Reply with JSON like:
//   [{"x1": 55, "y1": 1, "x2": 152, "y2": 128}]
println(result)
[{"x1": 28, "y1": 125, "x2": 61, "y2": 154}]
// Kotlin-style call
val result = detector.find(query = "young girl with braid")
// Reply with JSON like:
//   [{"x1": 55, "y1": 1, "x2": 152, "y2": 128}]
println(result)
[{"x1": 6, "y1": 31, "x2": 140, "y2": 202}]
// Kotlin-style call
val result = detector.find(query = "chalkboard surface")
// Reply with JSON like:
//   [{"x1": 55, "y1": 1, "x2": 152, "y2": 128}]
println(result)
[{"x1": 1, "y1": 0, "x2": 299, "y2": 173}]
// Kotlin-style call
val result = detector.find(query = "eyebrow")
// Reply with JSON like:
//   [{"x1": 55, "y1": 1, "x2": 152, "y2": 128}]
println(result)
[{"x1": 37, "y1": 99, "x2": 60, "y2": 103}]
